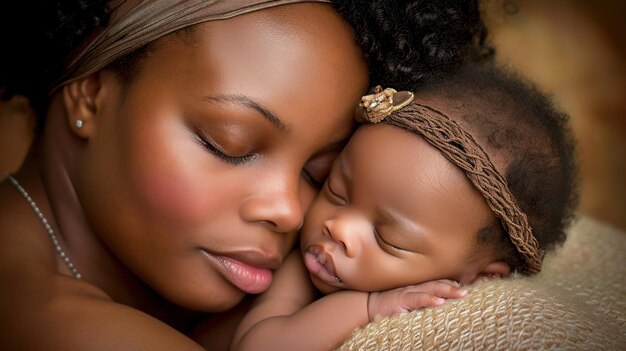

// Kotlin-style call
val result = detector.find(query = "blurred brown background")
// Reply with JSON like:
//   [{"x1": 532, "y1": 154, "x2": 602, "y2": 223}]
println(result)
[
  {"x1": 486, "y1": 0, "x2": 626, "y2": 230},
  {"x1": 1, "y1": 0, "x2": 625, "y2": 230}
]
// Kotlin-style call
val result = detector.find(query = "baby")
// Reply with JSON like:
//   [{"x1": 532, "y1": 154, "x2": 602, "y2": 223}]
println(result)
[{"x1": 229, "y1": 63, "x2": 578, "y2": 351}]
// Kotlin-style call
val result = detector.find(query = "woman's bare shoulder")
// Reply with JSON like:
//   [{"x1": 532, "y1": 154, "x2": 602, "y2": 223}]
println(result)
[
  {"x1": 1, "y1": 272, "x2": 204, "y2": 350},
  {"x1": 0, "y1": 185, "x2": 204, "y2": 350}
]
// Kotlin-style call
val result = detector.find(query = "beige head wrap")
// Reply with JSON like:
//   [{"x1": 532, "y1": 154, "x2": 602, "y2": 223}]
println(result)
[
  {"x1": 53, "y1": 0, "x2": 332, "y2": 91},
  {"x1": 357, "y1": 86, "x2": 542, "y2": 274}
]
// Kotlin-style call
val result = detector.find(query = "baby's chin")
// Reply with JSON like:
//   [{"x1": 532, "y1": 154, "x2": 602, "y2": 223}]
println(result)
[{"x1": 310, "y1": 274, "x2": 345, "y2": 295}]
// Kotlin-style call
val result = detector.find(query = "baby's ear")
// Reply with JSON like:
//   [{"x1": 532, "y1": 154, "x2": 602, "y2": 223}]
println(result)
[
  {"x1": 468, "y1": 261, "x2": 511, "y2": 284},
  {"x1": 62, "y1": 73, "x2": 101, "y2": 138}
]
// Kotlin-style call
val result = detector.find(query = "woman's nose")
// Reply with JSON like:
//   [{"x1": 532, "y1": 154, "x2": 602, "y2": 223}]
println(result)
[{"x1": 239, "y1": 175, "x2": 304, "y2": 233}]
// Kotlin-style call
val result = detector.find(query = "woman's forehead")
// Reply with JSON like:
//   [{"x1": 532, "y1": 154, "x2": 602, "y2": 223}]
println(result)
[
  {"x1": 55, "y1": 0, "x2": 338, "y2": 92},
  {"x1": 134, "y1": 4, "x2": 366, "y2": 131}
]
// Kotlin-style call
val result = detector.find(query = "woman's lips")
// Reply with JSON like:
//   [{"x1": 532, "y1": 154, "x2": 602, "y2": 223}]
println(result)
[
  {"x1": 303, "y1": 246, "x2": 341, "y2": 286},
  {"x1": 201, "y1": 250, "x2": 274, "y2": 294}
]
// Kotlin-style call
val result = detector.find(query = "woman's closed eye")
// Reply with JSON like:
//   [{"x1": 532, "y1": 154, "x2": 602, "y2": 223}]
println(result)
[
  {"x1": 193, "y1": 128, "x2": 257, "y2": 165},
  {"x1": 301, "y1": 169, "x2": 324, "y2": 189},
  {"x1": 301, "y1": 151, "x2": 338, "y2": 190}
]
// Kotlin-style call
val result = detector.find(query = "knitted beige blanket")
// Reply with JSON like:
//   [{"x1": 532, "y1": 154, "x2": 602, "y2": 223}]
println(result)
[{"x1": 338, "y1": 216, "x2": 626, "y2": 350}]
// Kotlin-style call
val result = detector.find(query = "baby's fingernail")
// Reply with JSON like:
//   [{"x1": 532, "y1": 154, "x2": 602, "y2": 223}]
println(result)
[
  {"x1": 436, "y1": 298, "x2": 446, "y2": 305},
  {"x1": 459, "y1": 289, "x2": 469, "y2": 296}
]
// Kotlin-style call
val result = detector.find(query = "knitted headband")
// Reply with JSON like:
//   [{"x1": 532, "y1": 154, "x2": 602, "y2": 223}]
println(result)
[
  {"x1": 52, "y1": 0, "x2": 332, "y2": 92},
  {"x1": 356, "y1": 86, "x2": 542, "y2": 274}
]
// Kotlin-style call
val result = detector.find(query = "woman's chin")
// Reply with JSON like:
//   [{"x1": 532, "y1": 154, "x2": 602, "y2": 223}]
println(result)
[{"x1": 159, "y1": 282, "x2": 247, "y2": 313}]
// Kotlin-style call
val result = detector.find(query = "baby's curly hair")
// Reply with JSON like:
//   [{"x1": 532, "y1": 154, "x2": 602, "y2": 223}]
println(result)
[
  {"x1": 414, "y1": 63, "x2": 580, "y2": 272},
  {"x1": 1, "y1": 0, "x2": 491, "y2": 122}
]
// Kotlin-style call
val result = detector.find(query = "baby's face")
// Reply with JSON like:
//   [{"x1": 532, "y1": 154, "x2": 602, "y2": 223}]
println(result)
[{"x1": 300, "y1": 124, "x2": 496, "y2": 294}]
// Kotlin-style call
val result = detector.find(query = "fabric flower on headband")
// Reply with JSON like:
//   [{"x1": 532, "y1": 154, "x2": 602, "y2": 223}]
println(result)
[{"x1": 357, "y1": 86, "x2": 415, "y2": 123}]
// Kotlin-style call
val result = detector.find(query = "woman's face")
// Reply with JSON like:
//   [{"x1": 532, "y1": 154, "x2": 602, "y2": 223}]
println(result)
[
  {"x1": 76, "y1": 4, "x2": 368, "y2": 311},
  {"x1": 300, "y1": 124, "x2": 496, "y2": 294}
]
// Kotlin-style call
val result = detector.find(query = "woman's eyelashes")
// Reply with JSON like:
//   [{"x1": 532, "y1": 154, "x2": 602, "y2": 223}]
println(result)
[
  {"x1": 193, "y1": 126, "x2": 328, "y2": 190},
  {"x1": 193, "y1": 128, "x2": 257, "y2": 165},
  {"x1": 301, "y1": 152, "x2": 338, "y2": 190},
  {"x1": 302, "y1": 170, "x2": 325, "y2": 189}
]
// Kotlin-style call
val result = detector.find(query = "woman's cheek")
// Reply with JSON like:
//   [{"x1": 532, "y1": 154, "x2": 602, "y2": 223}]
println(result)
[
  {"x1": 123, "y1": 116, "x2": 232, "y2": 226},
  {"x1": 128, "y1": 147, "x2": 232, "y2": 227}
]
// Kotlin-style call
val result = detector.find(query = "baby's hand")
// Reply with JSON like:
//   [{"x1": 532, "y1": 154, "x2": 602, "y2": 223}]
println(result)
[{"x1": 367, "y1": 280, "x2": 468, "y2": 321}]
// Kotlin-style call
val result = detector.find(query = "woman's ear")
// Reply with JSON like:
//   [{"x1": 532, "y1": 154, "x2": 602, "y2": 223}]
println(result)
[{"x1": 62, "y1": 73, "x2": 102, "y2": 138}]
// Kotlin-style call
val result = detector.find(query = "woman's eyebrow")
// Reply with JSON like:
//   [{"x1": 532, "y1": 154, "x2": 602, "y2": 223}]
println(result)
[{"x1": 200, "y1": 94, "x2": 287, "y2": 132}]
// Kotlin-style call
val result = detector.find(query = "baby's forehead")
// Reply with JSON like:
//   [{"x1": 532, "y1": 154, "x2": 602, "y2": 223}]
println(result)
[
  {"x1": 342, "y1": 123, "x2": 488, "y2": 217},
  {"x1": 346, "y1": 123, "x2": 456, "y2": 178}
]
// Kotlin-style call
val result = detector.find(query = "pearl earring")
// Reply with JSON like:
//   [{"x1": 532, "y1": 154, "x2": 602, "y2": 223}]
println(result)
[{"x1": 75, "y1": 120, "x2": 84, "y2": 129}]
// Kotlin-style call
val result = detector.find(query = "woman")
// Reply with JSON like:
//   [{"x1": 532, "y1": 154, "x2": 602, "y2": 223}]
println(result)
[{"x1": 0, "y1": 1, "x2": 489, "y2": 349}]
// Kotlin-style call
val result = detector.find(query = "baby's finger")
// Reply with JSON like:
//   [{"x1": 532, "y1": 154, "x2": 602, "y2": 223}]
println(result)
[
  {"x1": 411, "y1": 281, "x2": 468, "y2": 299},
  {"x1": 400, "y1": 292, "x2": 446, "y2": 310},
  {"x1": 434, "y1": 279, "x2": 460, "y2": 287}
]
